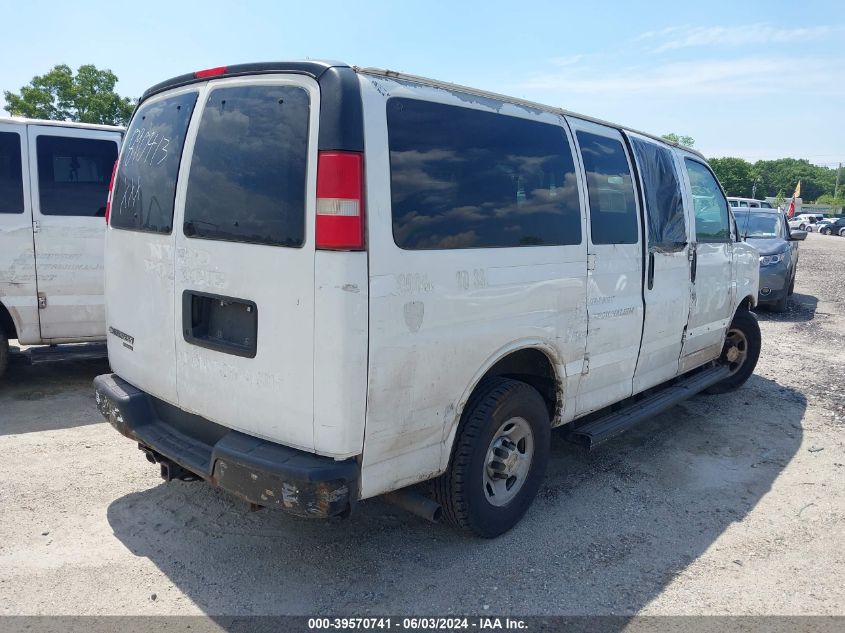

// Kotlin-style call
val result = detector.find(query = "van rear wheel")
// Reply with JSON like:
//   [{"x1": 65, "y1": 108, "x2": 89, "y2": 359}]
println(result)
[
  {"x1": 433, "y1": 377, "x2": 550, "y2": 538},
  {"x1": 705, "y1": 309, "x2": 761, "y2": 394}
]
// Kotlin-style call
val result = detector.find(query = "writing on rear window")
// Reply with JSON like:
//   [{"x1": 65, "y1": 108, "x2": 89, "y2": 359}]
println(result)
[{"x1": 111, "y1": 91, "x2": 198, "y2": 234}]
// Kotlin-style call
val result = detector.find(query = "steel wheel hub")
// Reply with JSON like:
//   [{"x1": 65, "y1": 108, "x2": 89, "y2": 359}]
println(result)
[
  {"x1": 483, "y1": 416, "x2": 534, "y2": 507},
  {"x1": 722, "y1": 328, "x2": 748, "y2": 375}
]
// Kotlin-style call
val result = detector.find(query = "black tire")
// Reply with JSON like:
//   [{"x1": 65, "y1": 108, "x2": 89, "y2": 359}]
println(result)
[
  {"x1": 787, "y1": 274, "x2": 795, "y2": 296},
  {"x1": 705, "y1": 309, "x2": 761, "y2": 394},
  {"x1": 839, "y1": 228, "x2": 845, "y2": 237},
  {"x1": 821, "y1": 227, "x2": 831, "y2": 235},
  {"x1": 799, "y1": 223, "x2": 806, "y2": 231},
  {"x1": 0, "y1": 329, "x2": 8, "y2": 380},
  {"x1": 769, "y1": 294, "x2": 788, "y2": 312},
  {"x1": 433, "y1": 377, "x2": 550, "y2": 538}
]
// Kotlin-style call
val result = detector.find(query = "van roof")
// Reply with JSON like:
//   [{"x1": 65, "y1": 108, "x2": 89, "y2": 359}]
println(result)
[
  {"x1": 137, "y1": 60, "x2": 705, "y2": 160},
  {"x1": 727, "y1": 197, "x2": 768, "y2": 203},
  {"x1": 0, "y1": 115, "x2": 124, "y2": 133}
]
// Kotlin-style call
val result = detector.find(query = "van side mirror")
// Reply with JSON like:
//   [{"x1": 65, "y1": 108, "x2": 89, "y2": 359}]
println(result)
[{"x1": 790, "y1": 230, "x2": 807, "y2": 241}]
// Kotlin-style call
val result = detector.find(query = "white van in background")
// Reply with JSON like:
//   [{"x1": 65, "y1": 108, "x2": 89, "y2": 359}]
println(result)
[
  {"x1": 0, "y1": 118, "x2": 123, "y2": 378},
  {"x1": 94, "y1": 62, "x2": 760, "y2": 537}
]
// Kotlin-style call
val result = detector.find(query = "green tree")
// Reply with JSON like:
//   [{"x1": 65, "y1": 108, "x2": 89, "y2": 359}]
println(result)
[
  {"x1": 4, "y1": 64, "x2": 134, "y2": 126},
  {"x1": 662, "y1": 132, "x2": 695, "y2": 147},
  {"x1": 708, "y1": 157, "x2": 755, "y2": 197}
]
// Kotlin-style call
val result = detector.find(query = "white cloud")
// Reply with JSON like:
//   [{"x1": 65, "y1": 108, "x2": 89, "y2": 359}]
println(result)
[
  {"x1": 640, "y1": 23, "x2": 844, "y2": 53},
  {"x1": 516, "y1": 55, "x2": 843, "y2": 98}
]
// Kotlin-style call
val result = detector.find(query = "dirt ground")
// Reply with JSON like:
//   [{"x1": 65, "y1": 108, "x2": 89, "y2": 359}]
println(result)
[{"x1": 0, "y1": 232, "x2": 842, "y2": 617}]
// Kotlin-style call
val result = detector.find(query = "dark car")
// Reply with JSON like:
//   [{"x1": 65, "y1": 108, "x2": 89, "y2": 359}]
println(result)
[
  {"x1": 819, "y1": 217, "x2": 845, "y2": 236},
  {"x1": 735, "y1": 209, "x2": 806, "y2": 311}
]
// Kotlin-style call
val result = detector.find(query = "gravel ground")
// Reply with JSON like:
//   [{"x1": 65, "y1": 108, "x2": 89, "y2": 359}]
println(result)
[{"x1": 0, "y1": 231, "x2": 843, "y2": 616}]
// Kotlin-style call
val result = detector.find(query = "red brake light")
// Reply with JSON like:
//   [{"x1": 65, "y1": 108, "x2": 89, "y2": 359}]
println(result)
[
  {"x1": 194, "y1": 66, "x2": 227, "y2": 79},
  {"x1": 104, "y1": 160, "x2": 118, "y2": 224},
  {"x1": 316, "y1": 151, "x2": 365, "y2": 250}
]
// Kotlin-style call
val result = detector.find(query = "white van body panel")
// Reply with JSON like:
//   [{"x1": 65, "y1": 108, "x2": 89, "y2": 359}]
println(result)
[
  {"x1": 676, "y1": 151, "x2": 735, "y2": 371},
  {"x1": 170, "y1": 75, "x2": 320, "y2": 453},
  {"x1": 0, "y1": 120, "x2": 39, "y2": 344},
  {"x1": 1, "y1": 119, "x2": 122, "y2": 346},
  {"x1": 105, "y1": 84, "x2": 200, "y2": 406},
  {"x1": 567, "y1": 118, "x2": 644, "y2": 416},
  {"x1": 625, "y1": 132, "x2": 691, "y2": 394},
  {"x1": 27, "y1": 124, "x2": 121, "y2": 340},
  {"x1": 358, "y1": 74, "x2": 588, "y2": 498}
]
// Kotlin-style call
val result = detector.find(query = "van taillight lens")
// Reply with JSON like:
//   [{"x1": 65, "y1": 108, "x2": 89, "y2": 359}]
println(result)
[
  {"x1": 104, "y1": 160, "x2": 118, "y2": 224},
  {"x1": 316, "y1": 151, "x2": 364, "y2": 250},
  {"x1": 194, "y1": 66, "x2": 227, "y2": 78}
]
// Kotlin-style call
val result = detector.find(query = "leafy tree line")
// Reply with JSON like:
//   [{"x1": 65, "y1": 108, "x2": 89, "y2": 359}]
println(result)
[
  {"x1": 708, "y1": 156, "x2": 842, "y2": 204},
  {"x1": 3, "y1": 64, "x2": 134, "y2": 126}
]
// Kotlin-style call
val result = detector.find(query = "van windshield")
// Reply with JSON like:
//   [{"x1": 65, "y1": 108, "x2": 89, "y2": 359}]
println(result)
[
  {"x1": 111, "y1": 92, "x2": 199, "y2": 233},
  {"x1": 736, "y1": 212, "x2": 781, "y2": 238}
]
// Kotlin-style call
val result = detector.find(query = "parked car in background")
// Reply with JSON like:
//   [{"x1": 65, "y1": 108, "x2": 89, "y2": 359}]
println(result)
[
  {"x1": 728, "y1": 196, "x2": 775, "y2": 210},
  {"x1": 819, "y1": 217, "x2": 845, "y2": 236},
  {"x1": 0, "y1": 117, "x2": 123, "y2": 379},
  {"x1": 790, "y1": 213, "x2": 824, "y2": 231},
  {"x1": 735, "y1": 208, "x2": 806, "y2": 311}
]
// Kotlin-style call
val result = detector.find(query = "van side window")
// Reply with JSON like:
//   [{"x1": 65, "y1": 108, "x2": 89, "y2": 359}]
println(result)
[
  {"x1": 36, "y1": 136, "x2": 117, "y2": 217},
  {"x1": 576, "y1": 132, "x2": 638, "y2": 244},
  {"x1": 112, "y1": 91, "x2": 198, "y2": 233},
  {"x1": 184, "y1": 85, "x2": 309, "y2": 248},
  {"x1": 684, "y1": 159, "x2": 731, "y2": 242},
  {"x1": 630, "y1": 138, "x2": 686, "y2": 251},
  {"x1": 0, "y1": 132, "x2": 24, "y2": 214},
  {"x1": 387, "y1": 98, "x2": 581, "y2": 249}
]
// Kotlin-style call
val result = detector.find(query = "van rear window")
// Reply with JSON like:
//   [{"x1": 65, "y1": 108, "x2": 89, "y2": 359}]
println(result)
[
  {"x1": 183, "y1": 85, "x2": 309, "y2": 248},
  {"x1": 387, "y1": 98, "x2": 581, "y2": 250},
  {"x1": 111, "y1": 91, "x2": 198, "y2": 234}
]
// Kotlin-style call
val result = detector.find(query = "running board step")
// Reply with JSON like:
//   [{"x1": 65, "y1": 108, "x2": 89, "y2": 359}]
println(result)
[
  {"x1": 11, "y1": 343, "x2": 107, "y2": 365},
  {"x1": 568, "y1": 365, "x2": 731, "y2": 450}
]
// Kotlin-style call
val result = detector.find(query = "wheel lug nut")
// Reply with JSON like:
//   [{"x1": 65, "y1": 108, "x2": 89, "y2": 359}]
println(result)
[
  {"x1": 489, "y1": 461, "x2": 506, "y2": 472},
  {"x1": 501, "y1": 439, "x2": 517, "y2": 450},
  {"x1": 493, "y1": 447, "x2": 509, "y2": 459}
]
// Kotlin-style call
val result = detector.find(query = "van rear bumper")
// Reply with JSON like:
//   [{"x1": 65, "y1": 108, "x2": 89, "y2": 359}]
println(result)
[{"x1": 93, "y1": 373, "x2": 358, "y2": 518}]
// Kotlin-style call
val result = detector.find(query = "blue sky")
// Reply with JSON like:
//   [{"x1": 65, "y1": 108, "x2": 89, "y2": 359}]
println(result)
[{"x1": 1, "y1": 0, "x2": 843, "y2": 164}]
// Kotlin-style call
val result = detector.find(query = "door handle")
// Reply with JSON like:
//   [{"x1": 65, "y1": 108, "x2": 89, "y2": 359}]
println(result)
[
  {"x1": 647, "y1": 252, "x2": 655, "y2": 290},
  {"x1": 690, "y1": 246, "x2": 698, "y2": 283}
]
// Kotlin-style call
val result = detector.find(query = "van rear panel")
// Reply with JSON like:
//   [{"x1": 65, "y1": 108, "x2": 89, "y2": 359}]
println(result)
[{"x1": 106, "y1": 73, "x2": 351, "y2": 455}]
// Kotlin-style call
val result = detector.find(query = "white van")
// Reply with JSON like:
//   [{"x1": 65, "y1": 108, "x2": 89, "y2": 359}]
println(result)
[
  {"x1": 0, "y1": 118, "x2": 123, "y2": 377},
  {"x1": 94, "y1": 62, "x2": 760, "y2": 537}
]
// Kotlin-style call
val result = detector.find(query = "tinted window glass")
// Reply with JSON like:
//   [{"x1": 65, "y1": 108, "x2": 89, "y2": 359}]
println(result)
[
  {"x1": 630, "y1": 138, "x2": 686, "y2": 251},
  {"x1": 685, "y1": 159, "x2": 730, "y2": 242},
  {"x1": 761, "y1": 202, "x2": 772, "y2": 208},
  {"x1": 387, "y1": 98, "x2": 581, "y2": 249},
  {"x1": 0, "y1": 132, "x2": 24, "y2": 214},
  {"x1": 112, "y1": 92, "x2": 198, "y2": 233},
  {"x1": 36, "y1": 136, "x2": 117, "y2": 217},
  {"x1": 577, "y1": 131, "x2": 638, "y2": 244},
  {"x1": 184, "y1": 85, "x2": 309, "y2": 248},
  {"x1": 735, "y1": 211, "x2": 781, "y2": 239}
]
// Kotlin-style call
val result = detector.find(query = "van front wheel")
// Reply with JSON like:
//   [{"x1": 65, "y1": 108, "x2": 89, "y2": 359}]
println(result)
[
  {"x1": 705, "y1": 309, "x2": 761, "y2": 394},
  {"x1": 433, "y1": 377, "x2": 550, "y2": 538}
]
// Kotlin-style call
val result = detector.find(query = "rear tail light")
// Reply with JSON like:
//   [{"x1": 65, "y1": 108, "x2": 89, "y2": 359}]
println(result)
[
  {"x1": 104, "y1": 160, "x2": 118, "y2": 224},
  {"x1": 316, "y1": 151, "x2": 365, "y2": 250},
  {"x1": 194, "y1": 66, "x2": 227, "y2": 78}
]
